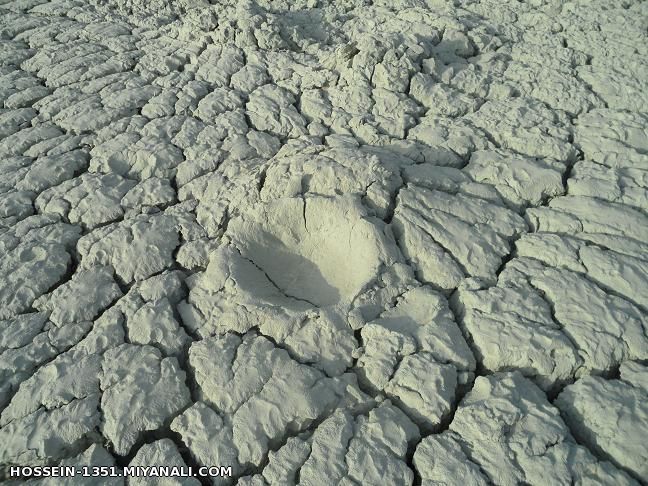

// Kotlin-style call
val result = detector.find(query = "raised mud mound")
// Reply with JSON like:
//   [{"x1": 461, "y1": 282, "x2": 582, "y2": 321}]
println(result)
[{"x1": 1, "y1": 0, "x2": 647, "y2": 484}]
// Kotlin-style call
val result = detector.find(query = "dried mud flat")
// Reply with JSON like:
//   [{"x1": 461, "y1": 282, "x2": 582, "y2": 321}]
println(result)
[{"x1": 0, "y1": 0, "x2": 647, "y2": 484}]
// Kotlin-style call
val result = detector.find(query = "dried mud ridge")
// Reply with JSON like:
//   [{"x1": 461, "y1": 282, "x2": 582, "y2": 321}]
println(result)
[{"x1": 1, "y1": 0, "x2": 647, "y2": 484}]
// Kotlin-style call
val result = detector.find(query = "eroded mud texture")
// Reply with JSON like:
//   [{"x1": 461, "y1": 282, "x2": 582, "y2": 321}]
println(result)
[{"x1": 1, "y1": 0, "x2": 647, "y2": 484}]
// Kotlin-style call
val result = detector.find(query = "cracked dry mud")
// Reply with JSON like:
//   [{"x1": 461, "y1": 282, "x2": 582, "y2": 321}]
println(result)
[{"x1": 0, "y1": 0, "x2": 647, "y2": 484}]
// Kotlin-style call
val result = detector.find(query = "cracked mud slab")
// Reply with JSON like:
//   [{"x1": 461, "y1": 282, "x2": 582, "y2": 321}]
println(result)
[{"x1": 0, "y1": 0, "x2": 646, "y2": 485}]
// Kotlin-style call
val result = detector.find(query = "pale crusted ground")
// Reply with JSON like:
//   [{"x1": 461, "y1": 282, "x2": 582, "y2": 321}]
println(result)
[{"x1": 0, "y1": 0, "x2": 647, "y2": 484}]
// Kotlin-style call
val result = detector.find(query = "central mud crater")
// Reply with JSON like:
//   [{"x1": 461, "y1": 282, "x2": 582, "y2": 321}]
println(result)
[{"x1": 229, "y1": 196, "x2": 386, "y2": 307}]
